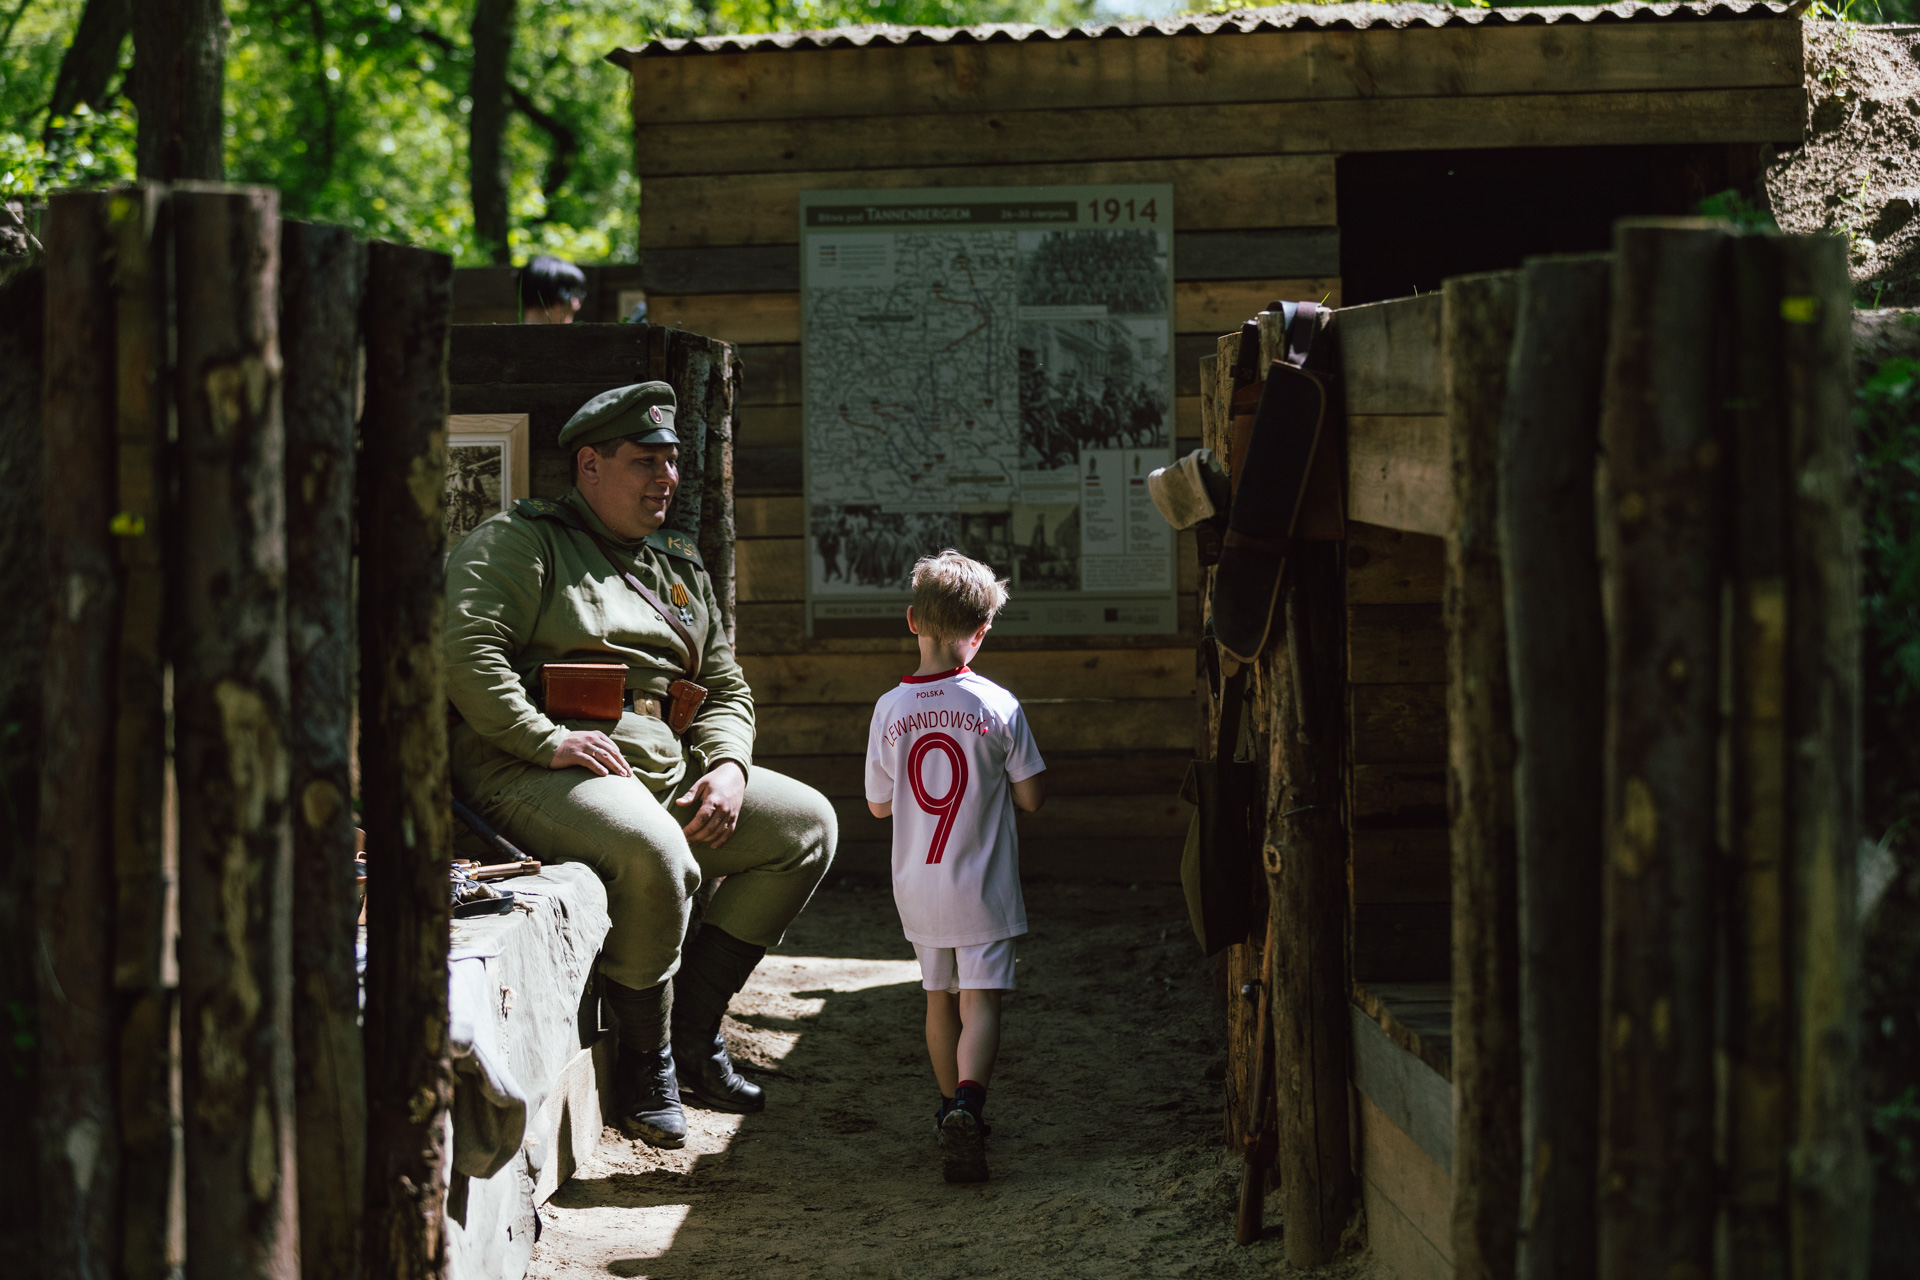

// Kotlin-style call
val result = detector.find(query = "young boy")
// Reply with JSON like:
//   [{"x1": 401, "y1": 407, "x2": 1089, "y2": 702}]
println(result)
[{"x1": 864, "y1": 550, "x2": 1047, "y2": 1183}]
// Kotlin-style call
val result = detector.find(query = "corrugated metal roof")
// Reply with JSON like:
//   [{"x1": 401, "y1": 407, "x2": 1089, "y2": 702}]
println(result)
[{"x1": 613, "y1": 1, "x2": 1794, "y2": 59}]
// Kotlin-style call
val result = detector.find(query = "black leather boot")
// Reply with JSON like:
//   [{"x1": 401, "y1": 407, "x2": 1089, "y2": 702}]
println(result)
[
  {"x1": 674, "y1": 1020, "x2": 765, "y2": 1113},
  {"x1": 672, "y1": 925, "x2": 768, "y2": 1113},
  {"x1": 610, "y1": 1046, "x2": 687, "y2": 1148}
]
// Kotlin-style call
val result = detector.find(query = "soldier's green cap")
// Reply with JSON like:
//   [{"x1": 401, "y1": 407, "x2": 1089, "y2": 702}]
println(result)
[{"x1": 558, "y1": 381, "x2": 678, "y2": 452}]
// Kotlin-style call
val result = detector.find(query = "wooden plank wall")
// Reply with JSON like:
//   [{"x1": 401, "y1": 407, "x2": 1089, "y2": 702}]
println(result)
[
  {"x1": 1337, "y1": 296, "x2": 1451, "y2": 981},
  {"x1": 608, "y1": 16, "x2": 1802, "y2": 883}
]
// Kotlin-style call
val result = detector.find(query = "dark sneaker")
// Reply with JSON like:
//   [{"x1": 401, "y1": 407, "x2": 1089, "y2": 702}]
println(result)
[
  {"x1": 673, "y1": 1024, "x2": 765, "y2": 1114},
  {"x1": 940, "y1": 1106, "x2": 989, "y2": 1183},
  {"x1": 610, "y1": 1046, "x2": 687, "y2": 1149}
]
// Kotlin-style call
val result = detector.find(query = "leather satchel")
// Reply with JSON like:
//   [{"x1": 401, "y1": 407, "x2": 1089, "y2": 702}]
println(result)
[
  {"x1": 541, "y1": 663, "x2": 629, "y2": 721},
  {"x1": 1179, "y1": 665, "x2": 1260, "y2": 956}
]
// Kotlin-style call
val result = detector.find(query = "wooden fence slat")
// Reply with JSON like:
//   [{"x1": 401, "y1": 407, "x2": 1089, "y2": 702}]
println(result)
[
  {"x1": 1443, "y1": 269, "x2": 1522, "y2": 1280},
  {"x1": 1595, "y1": 219, "x2": 1728, "y2": 1280},
  {"x1": 617, "y1": 21, "x2": 1805, "y2": 124},
  {"x1": 1267, "y1": 543, "x2": 1355, "y2": 1263},
  {"x1": 639, "y1": 155, "x2": 1337, "y2": 248},
  {"x1": 1724, "y1": 234, "x2": 1790, "y2": 1279},
  {"x1": 172, "y1": 184, "x2": 299, "y2": 1277},
  {"x1": 1778, "y1": 234, "x2": 1868, "y2": 1280},
  {"x1": 1346, "y1": 522, "x2": 1445, "y2": 605},
  {"x1": 1350, "y1": 683, "x2": 1448, "y2": 764},
  {"x1": 1499, "y1": 254, "x2": 1611, "y2": 1280},
  {"x1": 1346, "y1": 415, "x2": 1452, "y2": 536},
  {"x1": 1351, "y1": 828, "x2": 1453, "y2": 904},
  {"x1": 359, "y1": 241, "x2": 456, "y2": 1280},
  {"x1": 1336, "y1": 294, "x2": 1444, "y2": 416},
  {"x1": 1347, "y1": 603, "x2": 1446, "y2": 684},
  {"x1": 107, "y1": 182, "x2": 175, "y2": 1280},
  {"x1": 38, "y1": 190, "x2": 123, "y2": 1280},
  {"x1": 0, "y1": 262, "x2": 46, "y2": 1269},
  {"x1": 282, "y1": 220, "x2": 369, "y2": 1280}
]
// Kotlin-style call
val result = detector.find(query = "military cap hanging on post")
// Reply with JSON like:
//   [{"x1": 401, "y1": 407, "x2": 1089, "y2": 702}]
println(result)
[{"x1": 557, "y1": 380, "x2": 679, "y2": 451}]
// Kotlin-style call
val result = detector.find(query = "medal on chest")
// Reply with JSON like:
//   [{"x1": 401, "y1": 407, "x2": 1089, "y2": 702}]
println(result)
[{"x1": 670, "y1": 581, "x2": 694, "y2": 626}]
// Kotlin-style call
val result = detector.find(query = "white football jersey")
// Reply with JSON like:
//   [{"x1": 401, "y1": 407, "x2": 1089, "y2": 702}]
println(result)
[{"x1": 864, "y1": 666, "x2": 1046, "y2": 948}]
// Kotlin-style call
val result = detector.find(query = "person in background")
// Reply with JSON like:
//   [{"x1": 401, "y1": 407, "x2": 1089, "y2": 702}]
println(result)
[{"x1": 523, "y1": 254, "x2": 587, "y2": 323}]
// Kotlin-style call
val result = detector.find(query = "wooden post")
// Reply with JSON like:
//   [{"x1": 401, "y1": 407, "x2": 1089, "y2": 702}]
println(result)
[
  {"x1": 171, "y1": 184, "x2": 298, "y2": 1278},
  {"x1": 38, "y1": 190, "x2": 125, "y2": 1280},
  {"x1": 1725, "y1": 234, "x2": 1790, "y2": 1279},
  {"x1": 657, "y1": 329, "x2": 739, "y2": 640},
  {"x1": 1595, "y1": 220, "x2": 1728, "y2": 1280},
  {"x1": 107, "y1": 182, "x2": 176, "y2": 1280},
  {"x1": 0, "y1": 261, "x2": 45, "y2": 1269},
  {"x1": 358, "y1": 239, "x2": 455, "y2": 1280},
  {"x1": 1498, "y1": 255, "x2": 1611, "y2": 1280},
  {"x1": 282, "y1": 220, "x2": 369, "y2": 1280},
  {"x1": 1267, "y1": 542, "x2": 1355, "y2": 1265},
  {"x1": 1443, "y1": 270, "x2": 1523, "y2": 1280},
  {"x1": 1777, "y1": 234, "x2": 1869, "y2": 1280}
]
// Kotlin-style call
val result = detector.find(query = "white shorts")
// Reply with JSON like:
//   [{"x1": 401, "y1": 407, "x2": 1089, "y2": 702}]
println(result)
[{"x1": 913, "y1": 939, "x2": 1017, "y2": 994}]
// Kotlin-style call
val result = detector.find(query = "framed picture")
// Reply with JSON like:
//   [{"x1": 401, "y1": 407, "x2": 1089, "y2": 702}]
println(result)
[{"x1": 446, "y1": 413, "x2": 530, "y2": 545}]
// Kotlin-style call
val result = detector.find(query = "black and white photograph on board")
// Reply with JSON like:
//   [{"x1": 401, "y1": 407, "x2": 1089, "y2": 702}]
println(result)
[
  {"x1": 1018, "y1": 318, "x2": 1171, "y2": 474},
  {"x1": 811, "y1": 504, "x2": 961, "y2": 592}
]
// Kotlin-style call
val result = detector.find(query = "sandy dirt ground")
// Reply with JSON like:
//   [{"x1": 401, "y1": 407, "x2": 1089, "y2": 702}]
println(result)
[{"x1": 525, "y1": 877, "x2": 1378, "y2": 1279}]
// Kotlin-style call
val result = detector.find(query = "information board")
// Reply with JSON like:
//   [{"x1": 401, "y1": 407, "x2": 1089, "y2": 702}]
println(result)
[{"x1": 799, "y1": 184, "x2": 1177, "y2": 637}]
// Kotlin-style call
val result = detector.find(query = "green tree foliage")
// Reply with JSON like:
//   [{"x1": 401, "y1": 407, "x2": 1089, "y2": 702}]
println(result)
[{"x1": 2, "y1": 0, "x2": 1093, "y2": 263}]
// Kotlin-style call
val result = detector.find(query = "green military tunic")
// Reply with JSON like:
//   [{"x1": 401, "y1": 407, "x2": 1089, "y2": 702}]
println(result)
[{"x1": 445, "y1": 489, "x2": 835, "y2": 990}]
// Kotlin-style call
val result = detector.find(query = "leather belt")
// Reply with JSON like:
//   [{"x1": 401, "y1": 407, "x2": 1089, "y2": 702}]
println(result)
[{"x1": 448, "y1": 689, "x2": 666, "y2": 727}]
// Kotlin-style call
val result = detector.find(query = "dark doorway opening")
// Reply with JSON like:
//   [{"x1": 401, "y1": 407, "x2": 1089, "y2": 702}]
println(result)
[{"x1": 1336, "y1": 143, "x2": 1771, "y2": 306}]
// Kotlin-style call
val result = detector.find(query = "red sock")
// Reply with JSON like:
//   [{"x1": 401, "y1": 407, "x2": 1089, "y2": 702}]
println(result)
[{"x1": 955, "y1": 1080, "x2": 987, "y2": 1107}]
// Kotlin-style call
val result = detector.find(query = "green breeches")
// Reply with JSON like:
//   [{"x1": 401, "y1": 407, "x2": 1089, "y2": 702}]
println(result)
[{"x1": 451, "y1": 728, "x2": 838, "y2": 989}]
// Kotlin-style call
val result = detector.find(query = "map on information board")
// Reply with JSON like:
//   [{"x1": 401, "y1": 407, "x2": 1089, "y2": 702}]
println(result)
[{"x1": 800, "y1": 185, "x2": 1177, "y2": 638}]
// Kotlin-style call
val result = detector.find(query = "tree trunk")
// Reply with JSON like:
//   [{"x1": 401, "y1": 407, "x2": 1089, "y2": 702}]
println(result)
[
  {"x1": 469, "y1": 0, "x2": 517, "y2": 265},
  {"x1": 1778, "y1": 234, "x2": 1869, "y2": 1280},
  {"x1": 1500, "y1": 254, "x2": 1611, "y2": 1280},
  {"x1": 1443, "y1": 270, "x2": 1522, "y2": 1280},
  {"x1": 38, "y1": 191, "x2": 125, "y2": 1280},
  {"x1": 172, "y1": 185, "x2": 298, "y2": 1280},
  {"x1": 46, "y1": 0, "x2": 132, "y2": 125},
  {"x1": 108, "y1": 181, "x2": 175, "y2": 1280},
  {"x1": 358, "y1": 240, "x2": 455, "y2": 1280},
  {"x1": 282, "y1": 220, "x2": 368, "y2": 1280},
  {"x1": 1267, "y1": 542, "x2": 1354, "y2": 1265},
  {"x1": 131, "y1": 0, "x2": 227, "y2": 181},
  {"x1": 0, "y1": 262, "x2": 45, "y2": 1272},
  {"x1": 1595, "y1": 219, "x2": 1728, "y2": 1280}
]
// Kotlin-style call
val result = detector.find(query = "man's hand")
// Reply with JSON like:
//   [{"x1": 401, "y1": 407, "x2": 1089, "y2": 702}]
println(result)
[
  {"x1": 550, "y1": 730, "x2": 633, "y2": 778},
  {"x1": 676, "y1": 760, "x2": 746, "y2": 848}
]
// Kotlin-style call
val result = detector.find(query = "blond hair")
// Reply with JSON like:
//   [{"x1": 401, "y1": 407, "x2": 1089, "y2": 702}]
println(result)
[{"x1": 911, "y1": 549, "x2": 1009, "y2": 639}]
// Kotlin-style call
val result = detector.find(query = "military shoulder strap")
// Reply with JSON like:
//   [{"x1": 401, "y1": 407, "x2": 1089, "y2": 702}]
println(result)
[{"x1": 513, "y1": 498, "x2": 702, "y2": 681}]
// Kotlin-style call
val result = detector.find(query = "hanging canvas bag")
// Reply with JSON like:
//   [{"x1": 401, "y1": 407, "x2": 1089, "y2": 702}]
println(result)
[{"x1": 1179, "y1": 664, "x2": 1260, "y2": 955}]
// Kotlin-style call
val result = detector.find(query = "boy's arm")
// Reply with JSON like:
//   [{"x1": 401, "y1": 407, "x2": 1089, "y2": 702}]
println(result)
[
  {"x1": 863, "y1": 700, "x2": 893, "y2": 820},
  {"x1": 1011, "y1": 771, "x2": 1047, "y2": 813}
]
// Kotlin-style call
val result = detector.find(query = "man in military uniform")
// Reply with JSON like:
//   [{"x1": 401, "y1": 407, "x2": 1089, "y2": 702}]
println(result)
[{"x1": 445, "y1": 381, "x2": 837, "y2": 1148}]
